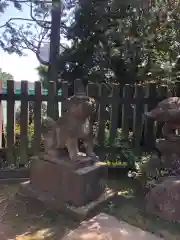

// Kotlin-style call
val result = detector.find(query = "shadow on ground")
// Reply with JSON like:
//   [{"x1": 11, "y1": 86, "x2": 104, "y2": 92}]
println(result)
[
  {"x1": 0, "y1": 184, "x2": 79, "y2": 239},
  {"x1": 104, "y1": 176, "x2": 180, "y2": 239},
  {"x1": 0, "y1": 177, "x2": 180, "y2": 239}
]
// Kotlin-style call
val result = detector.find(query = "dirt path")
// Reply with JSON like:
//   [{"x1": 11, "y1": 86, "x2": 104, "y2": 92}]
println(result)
[
  {"x1": 0, "y1": 184, "x2": 78, "y2": 240},
  {"x1": 0, "y1": 181, "x2": 179, "y2": 240}
]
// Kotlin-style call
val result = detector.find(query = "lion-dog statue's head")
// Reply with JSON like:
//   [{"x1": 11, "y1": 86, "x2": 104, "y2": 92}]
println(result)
[{"x1": 64, "y1": 95, "x2": 97, "y2": 121}]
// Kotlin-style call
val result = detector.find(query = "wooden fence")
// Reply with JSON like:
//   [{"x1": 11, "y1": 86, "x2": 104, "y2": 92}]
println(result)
[{"x1": 0, "y1": 79, "x2": 180, "y2": 178}]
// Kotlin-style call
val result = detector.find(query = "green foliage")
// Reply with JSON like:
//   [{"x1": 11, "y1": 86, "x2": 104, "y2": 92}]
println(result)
[
  {"x1": 104, "y1": 127, "x2": 136, "y2": 168},
  {"x1": 15, "y1": 102, "x2": 47, "y2": 125},
  {"x1": 15, "y1": 123, "x2": 34, "y2": 137},
  {"x1": 2, "y1": 1, "x2": 180, "y2": 86},
  {"x1": 11, "y1": 123, "x2": 35, "y2": 150},
  {"x1": 36, "y1": 65, "x2": 48, "y2": 88},
  {"x1": 53, "y1": 0, "x2": 180, "y2": 86},
  {"x1": 0, "y1": 68, "x2": 14, "y2": 87},
  {"x1": 135, "y1": 153, "x2": 178, "y2": 188}
]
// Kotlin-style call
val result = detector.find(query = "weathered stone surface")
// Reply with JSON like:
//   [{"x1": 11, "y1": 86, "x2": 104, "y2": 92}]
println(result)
[
  {"x1": 19, "y1": 92, "x2": 112, "y2": 220},
  {"x1": 145, "y1": 97, "x2": 180, "y2": 122},
  {"x1": 156, "y1": 139, "x2": 180, "y2": 154},
  {"x1": 145, "y1": 97, "x2": 180, "y2": 142},
  {"x1": 144, "y1": 97, "x2": 180, "y2": 221},
  {"x1": 31, "y1": 154, "x2": 97, "y2": 170},
  {"x1": 19, "y1": 154, "x2": 112, "y2": 220},
  {"x1": 41, "y1": 94, "x2": 98, "y2": 162},
  {"x1": 62, "y1": 213, "x2": 161, "y2": 240},
  {"x1": 30, "y1": 157, "x2": 107, "y2": 207},
  {"x1": 146, "y1": 176, "x2": 180, "y2": 222},
  {"x1": 19, "y1": 181, "x2": 115, "y2": 220}
]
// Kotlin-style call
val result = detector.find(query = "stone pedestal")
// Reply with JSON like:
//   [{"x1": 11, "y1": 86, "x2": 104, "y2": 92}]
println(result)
[
  {"x1": 19, "y1": 155, "x2": 115, "y2": 220},
  {"x1": 156, "y1": 139, "x2": 180, "y2": 155}
]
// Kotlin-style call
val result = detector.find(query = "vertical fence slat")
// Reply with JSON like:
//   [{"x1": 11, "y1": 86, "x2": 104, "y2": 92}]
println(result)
[
  {"x1": 19, "y1": 81, "x2": 28, "y2": 166},
  {"x1": 87, "y1": 83, "x2": 99, "y2": 155},
  {"x1": 109, "y1": 84, "x2": 120, "y2": 146},
  {"x1": 6, "y1": 80, "x2": 15, "y2": 166},
  {"x1": 0, "y1": 81, "x2": 2, "y2": 148},
  {"x1": 174, "y1": 81, "x2": 180, "y2": 97},
  {"x1": 156, "y1": 85, "x2": 168, "y2": 138},
  {"x1": 47, "y1": 81, "x2": 56, "y2": 119},
  {"x1": 87, "y1": 82, "x2": 99, "y2": 99},
  {"x1": 0, "y1": 80, "x2": 3, "y2": 148},
  {"x1": 121, "y1": 84, "x2": 133, "y2": 139},
  {"x1": 74, "y1": 79, "x2": 84, "y2": 94},
  {"x1": 87, "y1": 82, "x2": 99, "y2": 121},
  {"x1": 158, "y1": 85, "x2": 168, "y2": 101},
  {"x1": 133, "y1": 85, "x2": 144, "y2": 155},
  {"x1": 61, "y1": 81, "x2": 68, "y2": 116},
  {"x1": 144, "y1": 83, "x2": 157, "y2": 149},
  {"x1": 33, "y1": 82, "x2": 42, "y2": 154},
  {"x1": 97, "y1": 84, "x2": 108, "y2": 150}
]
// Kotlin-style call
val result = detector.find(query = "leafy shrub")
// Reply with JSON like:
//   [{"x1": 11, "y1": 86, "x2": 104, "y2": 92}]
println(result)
[
  {"x1": 136, "y1": 152, "x2": 180, "y2": 189},
  {"x1": 103, "y1": 127, "x2": 137, "y2": 169},
  {"x1": 4, "y1": 123, "x2": 35, "y2": 147},
  {"x1": 15, "y1": 123, "x2": 34, "y2": 136}
]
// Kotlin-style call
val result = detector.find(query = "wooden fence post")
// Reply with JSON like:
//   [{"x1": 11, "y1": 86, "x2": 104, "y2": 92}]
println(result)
[
  {"x1": 156, "y1": 85, "x2": 168, "y2": 138},
  {"x1": 121, "y1": 84, "x2": 133, "y2": 140},
  {"x1": 97, "y1": 84, "x2": 108, "y2": 151},
  {"x1": 87, "y1": 82, "x2": 99, "y2": 99},
  {"x1": 47, "y1": 81, "x2": 57, "y2": 119},
  {"x1": 144, "y1": 83, "x2": 157, "y2": 149},
  {"x1": 6, "y1": 80, "x2": 15, "y2": 166},
  {"x1": 33, "y1": 81, "x2": 42, "y2": 154},
  {"x1": 74, "y1": 79, "x2": 85, "y2": 94},
  {"x1": 0, "y1": 80, "x2": 3, "y2": 149},
  {"x1": 109, "y1": 84, "x2": 120, "y2": 146},
  {"x1": 133, "y1": 85, "x2": 144, "y2": 155},
  {"x1": 19, "y1": 81, "x2": 28, "y2": 167},
  {"x1": 174, "y1": 81, "x2": 180, "y2": 97},
  {"x1": 61, "y1": 81, "x2": 68, "y2": 116},
  {"x1": 87, "y1": 82, "x2": 99, "y2": 121}
]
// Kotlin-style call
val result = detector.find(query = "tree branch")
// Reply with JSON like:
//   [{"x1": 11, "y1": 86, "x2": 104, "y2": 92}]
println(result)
[
  {"x1": 30, "y1": 1, "x2": 51, "y2": 29},
  {"x1": 36, "y1": 27, "x2": 50, "y2": 65},
  {"x1": 8, "y1": 0, "x2": 53, "y2": 3},
  {"x1": 0, "y1": 17, "x2": 51, "y2": 29}
]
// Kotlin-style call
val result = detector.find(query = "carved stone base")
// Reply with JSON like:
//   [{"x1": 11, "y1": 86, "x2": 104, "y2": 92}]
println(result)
[
  {"x1": 19, "y1": 181, "x2": 115, "y2": 220},
  {"x1": 18, "y1": 155, "x2": 114, "y2": 219},
  {"x1": 37, "y1": 152, "x2": 99, "y2": 170}
]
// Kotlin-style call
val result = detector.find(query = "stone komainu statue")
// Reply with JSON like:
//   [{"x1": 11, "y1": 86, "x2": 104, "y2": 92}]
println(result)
[
  {"x1": 145, "y1": 97, "x2": 180, "y2": 141},
  {"x1": 41, "y1": 94, "x2": 97, "y2": 161}
]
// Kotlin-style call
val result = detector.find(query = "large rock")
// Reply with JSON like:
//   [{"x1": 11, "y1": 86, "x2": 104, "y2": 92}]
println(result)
[
  {"x1": 62, "y1": 213, "x2": 161, "y2": 240},
  {"x1": 146, "y1": 176, "x2": 180, "y2": 222}
]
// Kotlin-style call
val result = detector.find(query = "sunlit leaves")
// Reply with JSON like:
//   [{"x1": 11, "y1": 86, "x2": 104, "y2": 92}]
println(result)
[
  {"x1": 12, "y1": 0, "x2": 22, "y2": 11},
  {"x1": 53, "y1": 0, "x2": 180, "y2": 85}
]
